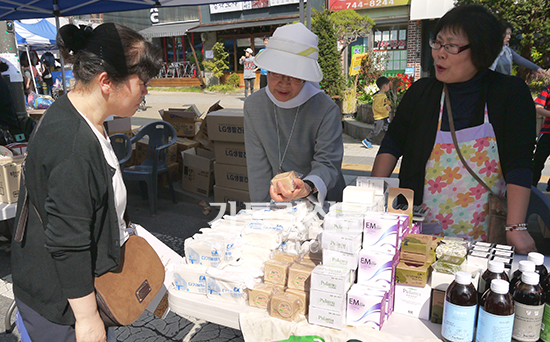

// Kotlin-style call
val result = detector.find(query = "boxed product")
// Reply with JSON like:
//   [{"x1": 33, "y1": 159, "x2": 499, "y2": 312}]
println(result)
[
  {"x1": 323, "y1": 211, "x2": 364, "y2": 234},
  {"x1": 309, "y1": 289, "x2": 346, "y2": 311},
  {"x1": 214, "y1": 162, "x2": 248, "y2": 191},
  {"x1": 181, "y1": 148, "x2": 215, "y2": 197},
  {"x1": 286, "y1": 288, "x2": 308, "y2": 315},
  {"x1": 363, "y1": 212, "x2": 399, "y2": 254},
  {"x1": 172, "y1": 263, "x2": 207, "y2": 295},
  {"x1": 103, "y1": 116, "x2": 131, "y2": 135},
  {"x1": 357, "y1": 250, "x2": 397, "y2": 291},
  {"x1": 323, "y1": 249, "x2": 360, "y2": 271},
  {"x1": 395, "y1": 260, "x2": 432, "y2": 287},
  {"x1": 248, "y1": 283, "x2": 276, "y2": 309},
  {"x1": 160, "y1": 107, "x2": 200, "y2": 138},
  {"x1": 321, "y1": 230, "x2": 362, "y2": 254},
  {"x1": 206, "y1": 266, "x2": 262, "y2": 305},
  {"x1": 342, "y1": 185, "x2": 375, "y2": 204},
  {"x1": 213, "y1": 185, "x2": 251, "y2": 213},
  {"x1": 264, "y1": 260, "x2": 289, "y2": 286},
  {"x1": 287, "y1": 263, "x2": 314, "y2": 291},
  {"x1": 308, "y1": 306, "x2": 346, "y2": 330},
  {"x1": 270, "y1": 291, "x2": 303, "y2": 322},
  {"x1": 213, "y1": 141, "x2": 246, "y2": 166},
  {"x1": 273, "y1": 251, "x2": 300, "y2": 264},
  {"x1": 310, "y1": 265, "x2": 352, "y2": 295},
  {"x1": 393, "y1": 283, "x2": 432, "y2": 320},
  {"x1": 430, "y1": 288, "x2": 445, "y2": 324},
  {"x1": 206, "y1": 109, "x2": 244, "y2": 142},
  {"x1": 0, "y1": 156, "x2": 24, "y2": 204},
  {"x1": 346, "y1": 284, "x2": 387, "y2": 329},
  {"x1": 429, "y1": 265, "x2": 481, "y2": 291}
]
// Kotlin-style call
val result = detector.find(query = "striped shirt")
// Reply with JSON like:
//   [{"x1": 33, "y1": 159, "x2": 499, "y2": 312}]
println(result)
[{"x1": 538, "y1": 86, "x2": 550, "y2": 134}]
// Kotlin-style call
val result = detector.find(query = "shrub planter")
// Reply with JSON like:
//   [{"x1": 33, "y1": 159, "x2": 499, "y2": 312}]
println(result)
[{"x1": 357, "y1": 103, "x2": 374, "y2": 124}]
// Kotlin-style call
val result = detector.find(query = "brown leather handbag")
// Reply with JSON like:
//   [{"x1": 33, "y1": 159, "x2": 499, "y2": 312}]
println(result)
[
  {"x1": 95, "y1": 233, "x2": 165, "y2": 327},
  {"x1": 445, "y1": 84, "x2": 508, "y2": 245}
]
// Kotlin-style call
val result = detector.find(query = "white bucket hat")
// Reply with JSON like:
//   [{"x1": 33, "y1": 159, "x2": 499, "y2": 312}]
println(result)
[
  {"x1": 245, "y1": 48, "x2": 253, "y2": 54},
  {"x1": 254, "y1": 23, "x2": 323, "y2": 82}
]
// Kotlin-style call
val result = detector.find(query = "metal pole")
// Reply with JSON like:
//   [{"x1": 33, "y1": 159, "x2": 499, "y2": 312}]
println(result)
[
  {"x1": 55, "y1": 15, "x2": 67, "y2": 94},
  {"x1": 25, "y1": 45, "x2": 38, "y2": 91},
  {"x1": 306, "y1": 0, "x2": 311, "y2": 29},
  {"x1": 299, "y1": 0, "x2": 305, "y2": 25}
]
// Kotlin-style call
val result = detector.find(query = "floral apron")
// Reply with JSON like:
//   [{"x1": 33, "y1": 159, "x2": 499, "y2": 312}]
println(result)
[{"x1": 422, "y1": 91, "x2": 506, "y2": 241}]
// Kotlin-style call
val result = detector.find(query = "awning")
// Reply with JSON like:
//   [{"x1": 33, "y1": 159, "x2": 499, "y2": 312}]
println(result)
[
  {"x1": 189, "y1": 17, "x2": 298, "y2": 33},
  {"x1": 139, "y1": 20, "x2": 200, "y2": 38},
  {"x1": 410, "y1": 0, "x2": 454, "y2": 21}
]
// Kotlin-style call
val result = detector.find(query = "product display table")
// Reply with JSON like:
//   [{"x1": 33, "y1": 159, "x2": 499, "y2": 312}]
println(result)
[{"x1": 169, "y1": 254, "x2": 549, "y2": 342}]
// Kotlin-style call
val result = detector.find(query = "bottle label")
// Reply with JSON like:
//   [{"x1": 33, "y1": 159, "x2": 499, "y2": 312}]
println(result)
[
  {"x1": 475, "y1": 308, "x2": 514, "y2": 342},
  {"x1": 540, "y1": 303, "x2": 550, "y2": 342},
  {"x1": 442, "y1": 299, "x2": 477, "y2": 342},
  {"x1": 512, "y1": 301, "x2": 544, "y2": 341}
]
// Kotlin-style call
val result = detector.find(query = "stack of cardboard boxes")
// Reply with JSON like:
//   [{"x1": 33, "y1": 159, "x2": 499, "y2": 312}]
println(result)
[{"x1": 207, "y1": 109, "x2": 250, "y2": 211}]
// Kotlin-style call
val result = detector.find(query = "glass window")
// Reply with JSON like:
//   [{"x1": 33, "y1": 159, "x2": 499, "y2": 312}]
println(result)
[{"x1": 373, "y1": 24, "x2": 408, "y2": 75}]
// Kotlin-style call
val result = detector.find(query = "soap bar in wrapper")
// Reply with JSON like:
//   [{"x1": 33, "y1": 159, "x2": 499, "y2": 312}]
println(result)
[{"x1": 271, "y1": 171, "x2": 298, "y2": 192}]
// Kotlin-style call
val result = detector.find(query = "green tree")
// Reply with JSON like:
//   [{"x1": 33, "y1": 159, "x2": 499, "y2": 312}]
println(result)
[
  {"x1": 312, "y1": 9, "x2": 345, "y2": 98},
  {"x1": 331, "y1": 9, "x2": 374, "y2": 57},
  {"x1": 203, "y1": 41, "x2": 229, "y2": 80},
  {"x1": 456, "y1": 0, "x2": 550, "y2": 79}
]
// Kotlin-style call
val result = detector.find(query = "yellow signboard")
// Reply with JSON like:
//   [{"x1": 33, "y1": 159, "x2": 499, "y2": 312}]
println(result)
[{"x1": 349, "y1": 53, "x2": 368, "y2": 76}]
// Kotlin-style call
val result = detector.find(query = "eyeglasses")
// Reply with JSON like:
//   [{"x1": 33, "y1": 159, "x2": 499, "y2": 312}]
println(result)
[
  {"x1": 268, "y1": 71, "x2": 305, "y2": 85},
  {"x1": 429, "y1": 39, "x2": 471, "y2": 55}
]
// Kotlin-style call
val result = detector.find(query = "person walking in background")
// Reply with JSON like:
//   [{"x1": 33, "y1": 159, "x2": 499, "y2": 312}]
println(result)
[
  {"x1": 490, "y1": 21, "x2": 549, "y2": 77},
  {"x1": 532, "y1": 84, "x2": 550, "y2": 190},
  {"x1": 11, "y1": 23, "x2": 162, "y2": 342},
  {"x1": 41, "y1": 60, "x2": 53, "y2": 96},
  {"x1": 362, "y1": 76, "x2": 391, "y2": 149},
  {"x1": 257, "y1": 36, "x2": 269, "y2": 88},
  {"x1": 240, "y1": 47, "x2": 256, "y2": 98}
]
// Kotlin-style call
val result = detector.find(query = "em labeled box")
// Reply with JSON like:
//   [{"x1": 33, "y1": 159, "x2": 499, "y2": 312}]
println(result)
[
  {"x1": 213, "y1": 162, "x2": 248, "y2": 191},
  {"x1": 206, "y1": 110, "x2": 244, "y2": 142},
  {"x1": 181, "y1": 148, "x2": 215, "y2": 197}
]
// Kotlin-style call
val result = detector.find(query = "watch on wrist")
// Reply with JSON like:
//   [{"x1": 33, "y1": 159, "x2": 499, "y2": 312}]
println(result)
[{"x1": 303, "y1": 180, "x2": 317, "y2": 197}]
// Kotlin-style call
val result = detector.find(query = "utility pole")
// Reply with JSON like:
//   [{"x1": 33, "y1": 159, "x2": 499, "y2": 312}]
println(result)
[{"x1": 0, "y1": 21, "x2": 27, "y2": 118}]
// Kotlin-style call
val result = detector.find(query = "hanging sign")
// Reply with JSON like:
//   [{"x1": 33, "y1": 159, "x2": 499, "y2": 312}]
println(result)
[{"x1": 329, "y1": 0, "x2": 410, "y2": 12}]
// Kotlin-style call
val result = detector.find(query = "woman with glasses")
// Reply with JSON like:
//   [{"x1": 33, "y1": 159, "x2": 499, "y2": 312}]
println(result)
[
  {"x1": 244, "y1": 22, "x2": 345, "y2": 205},
  {"x1": 372, "y1": 5, "x2": 537, "y2": 254},
  {"x1": 11, "y1": 23, "x2": 162, "y2": 342}
]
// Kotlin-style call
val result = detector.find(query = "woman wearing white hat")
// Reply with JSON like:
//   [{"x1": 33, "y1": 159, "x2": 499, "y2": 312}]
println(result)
[
  {"x1": 239, "y1": 47, "x2": 256, "y2": 98},
  {"x1": 244, "y1": 23, "x2": 345, "y2": 205}
]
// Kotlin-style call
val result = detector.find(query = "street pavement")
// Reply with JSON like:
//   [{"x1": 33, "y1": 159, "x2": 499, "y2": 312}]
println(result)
[{"x1": 1, "y1": 89, "x2": 549, "y2": 341}]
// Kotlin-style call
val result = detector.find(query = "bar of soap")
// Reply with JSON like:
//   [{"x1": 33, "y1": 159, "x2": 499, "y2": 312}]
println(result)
[
  {"x1": 248, "y1": 283, "x2": 275, "y2": 309},
  {"x1": 273, "y1": 251, "x2": 300, "y2": 263},
  {"x1": 286, "y1": 288, "x2": 308, "y2": 315},
  {"x1": 287, "y1": 263, "x2": 314, "y2": 291},
  {"x1": 270, "y1": 291, "x2": 302, "y2": 321},
  {"x1": 264, "y1": 260, "x2": 289, "y2": 286},
  {"x1": 271, "y1": 171, "x2": 297, "y2": 192}
]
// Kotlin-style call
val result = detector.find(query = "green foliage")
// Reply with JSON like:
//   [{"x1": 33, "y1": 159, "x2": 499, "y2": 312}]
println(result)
[
  {"x1": 206, "y1": 84, "x2": 238, "y2": 92},
  {"x1": 330, "y1": 9, "x2": 374, "y2": 56},
  {"x1": 226, "y1": 73, "x2": 240, "y2": 88},
  {"x1": 528, "y1": 73, "x2": 550, "y2": 95},
  {"x1": 356, "y1": 51, "x2": 389, "y2": 103},
  {"x1": 203, "y1": 41, "x2": 229, "y2": 79},
  {"x1": 312, "y1": 9, "x2": 345, "y2": 98},
  {"x1": 456, "y1": 0, "x2": 550, "y2": 79}
]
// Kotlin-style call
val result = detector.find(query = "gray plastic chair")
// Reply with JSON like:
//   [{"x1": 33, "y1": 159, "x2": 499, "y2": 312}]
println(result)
[{"x1": 109, "y1": 133, "x2": 133, "y2": 169}]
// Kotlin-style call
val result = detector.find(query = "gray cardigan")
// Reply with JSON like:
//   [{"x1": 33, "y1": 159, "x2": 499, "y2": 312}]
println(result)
[
  {"x1": 244, "y1": 88, "x2": 345, "y2": 203},
  {"x1": 11, "y1": 94, "x2": 121, "y2": 325}
]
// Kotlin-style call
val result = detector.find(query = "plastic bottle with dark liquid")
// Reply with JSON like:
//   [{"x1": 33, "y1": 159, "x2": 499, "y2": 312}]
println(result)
[
  {"x1": 528, "y1": 252, "x2": 548, "y2": 281},
  {"x1": 478, "y1": 260, "x2": 508, "y2": 298},
  {"x1": 512, "y1": 271, "x2": 544, "y2": 341},
  {"x1": 442, "y1": 271, "x2": 477, "y2": 342},
  {"x1": 475, "y1": 279, "x2": 514, "y2": 342},
  {"x1": 510, "y1": 260, "x2": 536, "y2": 294}
]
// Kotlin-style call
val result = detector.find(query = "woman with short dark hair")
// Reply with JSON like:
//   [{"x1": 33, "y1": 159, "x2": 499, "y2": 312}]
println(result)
[
  {"x1": 11, "y1": 23, "x2": 162, "y2": 342},
  {"x1": 372, "y1": 5, "x2": 537, "y2": 254}
]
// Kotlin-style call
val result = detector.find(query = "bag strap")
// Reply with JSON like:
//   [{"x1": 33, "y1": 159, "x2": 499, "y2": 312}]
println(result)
[
  {"x1": 13, "y1": 114, "x2": 47, "y2": 242},
  {"x1": 444, "y1": 84, "x2": 495, "y2": 196}
]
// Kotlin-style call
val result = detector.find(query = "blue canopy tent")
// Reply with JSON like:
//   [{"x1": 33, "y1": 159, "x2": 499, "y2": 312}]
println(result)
[{"x1": 14, "y1": 19, "x2": 56, "y2": 48}]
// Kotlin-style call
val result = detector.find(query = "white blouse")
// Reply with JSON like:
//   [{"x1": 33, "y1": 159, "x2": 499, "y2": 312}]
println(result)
[{"x1": 78, "y1": 112, "x2": 129, "y2": 245}]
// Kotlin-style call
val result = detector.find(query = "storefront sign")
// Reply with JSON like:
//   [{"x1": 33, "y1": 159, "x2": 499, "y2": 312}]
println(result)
[
  {"x1": 210, "y1": 0, "x2": 303, "y2": 13},
  {"x1": 329, "y1": 0, "x2": 410, "y2": 11},
  {"x1": 405, "y1": 67, "x2": 414, "y2": 75}
]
